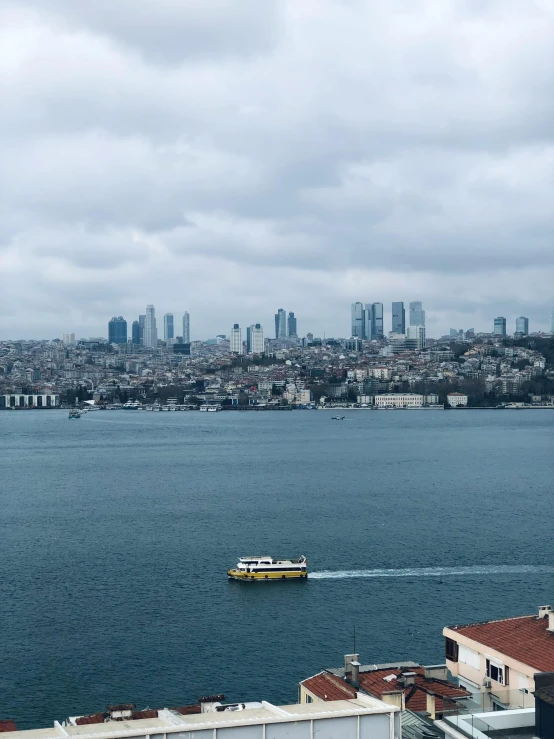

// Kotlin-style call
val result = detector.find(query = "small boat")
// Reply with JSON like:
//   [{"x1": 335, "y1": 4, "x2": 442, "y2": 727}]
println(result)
[
  {"x1": 199, "y1": 404, "x2": 222, "y2": 412},
  {"x1": 68, "y1": 409, "x2": 81, "y2": 419},
  {"x1": 228, "y1": 555, "x2": 308, "y2": 581},
  {"x1": 331, "y1": 416, "x2": 345, "y2": 420}
]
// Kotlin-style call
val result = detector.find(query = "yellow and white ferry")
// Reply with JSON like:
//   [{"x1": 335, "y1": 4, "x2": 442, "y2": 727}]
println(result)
[{"x1": 227, "y1": 555, "x2": 308, "y2": 581}]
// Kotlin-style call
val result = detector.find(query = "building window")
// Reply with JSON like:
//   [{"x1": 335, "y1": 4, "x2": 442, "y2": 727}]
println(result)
[
  {"x1": 486, "y1": 659, "x2": 508, "y2": 685},
  {"x1": 305, "y1": 695, "x2": 313, "y2": 703},
  {"x1": 445, "y1": 637, "x2": 459, "y2": 662}
]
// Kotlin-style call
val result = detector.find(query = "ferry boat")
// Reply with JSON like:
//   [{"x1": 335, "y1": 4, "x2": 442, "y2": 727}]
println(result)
[
  {"x1": 227, "y1": 555, "x2": 307, "y2": 581},
  {"x1": 68, "y1": 409, "x2": 81, "y2": 419}
]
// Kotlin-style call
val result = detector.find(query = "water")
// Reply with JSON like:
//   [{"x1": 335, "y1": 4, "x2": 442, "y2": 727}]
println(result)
[{"x1": 0, "y1": 410, "x2": 553, "y2": 728}]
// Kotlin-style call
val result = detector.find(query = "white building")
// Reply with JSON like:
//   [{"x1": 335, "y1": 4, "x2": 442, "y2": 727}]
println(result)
[
  {"x1": 143, "y1": 304, "x2": 158, "y2": 348},
  {"x1": 447, "y1": 392, "x2": 468, "y2": 407},
  {"x1": 407, "y1": 325, "x2": 426, "y2": 349},
  {"x1": 229, "y1": 324, "x2": 243, "y2": 354},
  {"x1": 1, "y1": 694, "x2": 398, "y2": 739},
  {"x1": 374, "y1": 393, "x2": 424, "y2": 408},
  {"x1": 62, "y1": 333, "x2": 75, "y2": 345},
  {"x1": 182, "y1": 312, "x2": 190, "y2": 343},
  {"x1": 249, "y1": 324, "x2": 264, "y2": 354},
  {"x1": 1, "y1": 394, "x2": 60, "y2": 408}
]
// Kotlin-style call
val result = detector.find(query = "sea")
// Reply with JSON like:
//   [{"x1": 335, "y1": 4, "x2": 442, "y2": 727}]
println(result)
[{"x1": 0, "y1": 409, "x2": 553, "y2": 728}]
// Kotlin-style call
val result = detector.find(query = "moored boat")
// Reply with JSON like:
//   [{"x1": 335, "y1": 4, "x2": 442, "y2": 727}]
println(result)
[{"x1": 228, "y1": 555, "x2": 307, "y2": 581}]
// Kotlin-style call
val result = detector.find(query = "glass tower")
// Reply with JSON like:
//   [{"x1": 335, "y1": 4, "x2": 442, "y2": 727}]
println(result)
[
  {"x1": 275, "y1": 309, "x2": 287, "y2": 338},
  {"x1": 351, "y1": 302, "x2": 365, "y2": 338},
  {"x1": 144, "y1": 305, "x2": 158, "y2": 348},
  {"x1": 164, "y1": 313, "x2": 174, "y2": 343},
  {"x1": 392, "y1": 302, "x2": 405, "y2": 334},
  {"x1": 409, "y1": 301, "x2": 425, "y2": 326},
  {"x1": 182, "y1": 312, "x2": 190, "y2": 344},
  {"x1": 287, "y1": 312, "x2": 297, "y2": 338},
  {"x1": 515, "y1": 316, "x2": 529, "y2": 335},
  {"x1": 131, "y1": 320, "x2": 141, "y2": 345},
  {"x1": 493, "y1": 316, "x2": 507, "y2": 336},
  {"x1": 108, "y1": 316, "x2": 127, "y2": 344}
]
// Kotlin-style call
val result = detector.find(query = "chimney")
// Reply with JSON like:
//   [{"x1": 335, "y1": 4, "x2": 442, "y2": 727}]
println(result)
[
  {"x1": 538, "y1": 605, "x2": 552, "y2": 619},
  {"x1": 401, "y1": 671, "x2": 417, "y2": 686},
  {"x1": 426, "y1": 691, "x2": 436, "y2": 720},
  {"x1": 381, "y1": 691, "x2": 405, "y2": 711},
  {"x1": 424, "y1": 665, "x2": 447, "y2": 681},
  {"x1": 350, "y1": 661, "x2": 361, "y2": 686},
  {"x1": 344, "y1": 654, "x2": 360, "y2": 679},
  {"x1": 548, "y1": 612, "x2": 554, "y2": 633}
]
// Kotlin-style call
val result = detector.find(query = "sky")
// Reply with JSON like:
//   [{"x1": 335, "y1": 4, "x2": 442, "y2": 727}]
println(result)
[{"x1": 1, "y1": 0, "x2": 553, "y2": 340}]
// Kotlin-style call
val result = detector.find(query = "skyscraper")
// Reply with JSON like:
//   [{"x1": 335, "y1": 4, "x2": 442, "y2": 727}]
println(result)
[
  {"x1": 363, "y1": 304, "x2": 373, "y2": 340},
  {"x1": 287, "y1": 312, "x2": 297, "y2": 338},
  {"x1": 371, "y1": 302, "x2": 384, "y2": 339},
  {"x1": 515, "y1": 316, "x2": 529, "y2": 335},
  {"x1": 143, "y1": 304, "x2": 158, "y2": 348},
  {"x1": 131, "y1": 320, "x2": 141, "y2": 345},
  {"x1": 351, "y1": 302, "x2": 365, "y2": 338},
  {"x1": 164, "y1": 313, "x2": 174, "y2": 343},
  {"x1": 248, "y1": 324, "x2": 264, "y2": 354},
  {"x1": 392, "y1": 302, "x2": 405, "y2": 334},
  {"x1": 407, "y1": 325, "x2": 426, "y2": 350},
  {"x1": 409, "y1": 301, "x2": 425, "y2": 326},
  {"x1": 551, "y1": 311, "x2": 554, "y2": 334},
  {"x1": 493, "y1": 316, "x2": 507, "y2": 337},
  {"x1": 230, "y1": 324, "x2": 243, "y2": 354},
  {"x1": 138, "y1": 314, "x2": 146, "y2": 345},
  {"x1": 108, "y1": 316, "x2": 127, "y2": 344},
  {"x1": 182, "y1": 312, "x2": 190, "y2": 344},
  {"x1": 275, "y1": 308, "x2": 287, "y2": 339}
]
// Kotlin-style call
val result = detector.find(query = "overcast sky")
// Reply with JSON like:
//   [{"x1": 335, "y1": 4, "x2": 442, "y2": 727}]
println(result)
[{"x1": 1, "y1": 0, "x2": 553, "y2": 340}]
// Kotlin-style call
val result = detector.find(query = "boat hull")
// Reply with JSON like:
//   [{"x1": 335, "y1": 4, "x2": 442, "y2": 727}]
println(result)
[{"x1": 227, "y1": 569, "x2": 307, "y2": 581}]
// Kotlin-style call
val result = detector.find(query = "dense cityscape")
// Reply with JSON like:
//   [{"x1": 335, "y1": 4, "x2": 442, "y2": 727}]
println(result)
[{"x1": 2, "y1": 301, "x2": 553, "y2": 410}]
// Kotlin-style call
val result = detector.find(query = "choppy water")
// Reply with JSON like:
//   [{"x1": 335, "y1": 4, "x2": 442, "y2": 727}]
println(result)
[{"x1": 0, "y1": 409, "x2": 553, "y2": 728}]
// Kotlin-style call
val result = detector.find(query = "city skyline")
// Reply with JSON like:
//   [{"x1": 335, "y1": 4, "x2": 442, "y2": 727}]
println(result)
[{"x1": 1, "y1": 3, "x2": 552, "y2": 341}]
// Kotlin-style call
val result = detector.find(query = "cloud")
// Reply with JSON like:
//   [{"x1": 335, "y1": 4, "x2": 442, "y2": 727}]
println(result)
[{"x1": 0, "y1": 0, "x2": 553, "y2": 339}]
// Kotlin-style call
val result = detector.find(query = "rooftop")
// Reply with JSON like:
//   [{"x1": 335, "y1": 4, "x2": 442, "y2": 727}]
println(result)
[{"x1": 445, "y1": 612, "x2": 554, "y2": 672}]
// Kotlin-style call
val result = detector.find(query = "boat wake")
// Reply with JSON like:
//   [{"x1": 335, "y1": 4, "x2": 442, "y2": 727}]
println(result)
[{"x1": 309, "y1": 564, "x2": 554, "y2": 580}]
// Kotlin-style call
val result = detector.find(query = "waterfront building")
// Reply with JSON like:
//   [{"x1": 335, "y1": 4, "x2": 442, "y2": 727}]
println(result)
[
  {"x1": 409, "y1": 301, "x2": 425, "y2": 326},
  {"x1": 1, "y1": 394, "x2": 60, "y2": 408},
  {"x1": 374, "y1": 393, "x2": 424, "y2": 408},
  {"x1": 229, "y1": 324, "x2": 242, "y2": 354},
  {"x1": 515, "y1": 316, "x2": 529, "y2": 335},
  {"x1": 1, "y1": 693, "x2": 397, "y2": 739},
  {"x1": 131, "y1": 321, "x2": 141, "y2": 345},
  {"x1": 493, "y1": 316, "x2": 507, "y2": 336},
  {"x1": 287, "y1": 311, "x2": 297, "y2": 338},
  {"x1": 143, "y1": 305, "x2": 158, "y2": 348},
  {"x1": 351, "y1": 302, "x2": 365, "y2": 338},
  {"x1": 392, "y1": 301, "x2": 405, "y2": 334},
  {"x1": 182, "y1": 312, "x2": 190, "y2": 344},
  {"x1": 275, "y1": 308, "x2": 287, "y2": 339},
  {"x1": 444, "y1": 605, "x2": 554, "y2": 709},
  {"x1": 447, "y1": 392, "x2": 468, "y2": 407},
  {"x1": 108, "y1": 317, "x2": 127, "y2": 344},
  {"x1": 248, "y1": 323, "x2": 264, "y2": 354},
  {"x1": 163, "y1": 313, "x2": 174, "y2": 343}
]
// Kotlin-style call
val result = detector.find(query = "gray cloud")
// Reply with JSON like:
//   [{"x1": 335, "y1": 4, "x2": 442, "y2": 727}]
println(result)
[{"x1": 0, "y1": 0, "x2": 553, "y2": 339}]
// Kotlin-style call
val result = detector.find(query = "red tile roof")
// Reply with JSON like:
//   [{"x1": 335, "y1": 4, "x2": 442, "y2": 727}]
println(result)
[
  {"x1": 302, "y1": 672, "x2": 357, "y2": 701},
  {"x1": 447, "y1": 615, "x2": 554, "y2": 672},
  {"x1": 0, "y1": 721, "x2": 17, "y2": 733},
  {"x1": 131, "y1": 710, "x2": 158, "y2": 720},
  {"x1": 172, "y1": 705, "x2": 202, "y2": 716},
  {"x1": 75, "y1": 714, "x2": 105, "y2": 726}
]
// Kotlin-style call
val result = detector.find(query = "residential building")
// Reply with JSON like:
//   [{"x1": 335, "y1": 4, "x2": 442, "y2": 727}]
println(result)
[
  {"x1": 300, "y1": 653, "x2": 470, "y2": 719},
  {"x1": 515, "y1": 317, "x2": 529, "y2": 335},
  {"x1": 535, "y1": 672, "x2": 554, "y2": 739},
  {"x1": 131, "y1": 321, "x2": 141, "y2": 345},
  {"x1": 182, "y1": 312, "x2": 190, "y2": 344},
  {"x1": 409, "y1": 301, "x2": 425, "y2": 326},
  {"x1": 351, "y1": 302, "x2": 365, "y2": 338},
  {"x1": 163, "y1": 313, "x2": 174, "y2": 344},
  {"x1": 143, "y1": 305, "x2": 158, "y2": 348},
  {"x1": 248, "y1": 324, "x2": 264, "y2": 354},
  {"x1": 447, "y1": 392, "x2": 468, "y2": 407},
  {"x1": 392, "y1": 302, "x2": 406, "y2": 334},
  {"x1": 229, "y1": 324, "x2": 242, "y2": 354},
  {"x1": 108, "y1": 317, "x2": 127, "y2": 344},
  {"x1": 287, "y1": 312, "x2": 297, "y2": 338},
  {"x1": 0, "y1": 693, "x2": 398, "y2": 739},
  {"x1": 444, "y1": 605, "x2": 554, "y2": 709},
  {"x1": 62, "y1": 333, "x2": 75, "y2": 345},
  {"x1": 493, "y1": 317, "x2": 507, "y2": 336},
  {"x1": 275, "y1": 308, "x2": 287, "y2": 339},
  {"x1": 375, "y1": 393, "x2": 424, "y2": 408}
]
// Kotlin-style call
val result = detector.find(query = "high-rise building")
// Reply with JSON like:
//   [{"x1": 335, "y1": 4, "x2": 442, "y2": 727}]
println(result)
[
  {"x1": 248, "y1": 324, "x2": 264, "y2": 354},
  {"x1": 144, "y1": 304, "x2": 158, "y2": 348},
  {"x1": 409, "y1": 301, "x2": 425, "y2": 326},
  {"x1": 372, "y1": 302, "x2": 384, "y2": 339},
  {"x1": 515, "y1": 316, "x2": 529, "y2": 335},
  {"x1": 62, "y1": 333, "x2": 75, "y2": 345},
  {"x1": 131, "y1": 320, "x2": 141, "y2": 345},
  {"x1": 363, "y1": 304, "x2": 373, "y2": 340},
  {"x1": 551, "y1": 311, "x2": 554, "y2": 333},
  {"x1": 275, "y1": 308, "x2": 287, "y2": 339},
  {"x1": 493, "y1": 316, "x2": 507, "y2": 337},
  {"x1": 392, "y1": 302, "x2": 405, "y2": 334},
  {"x1": 108, "y1": 316, "x2": 127, "y2": 344},
  {"x1": 182, "y1": 312, "x2": 190, "y2": 344},
  {"x1": 164, "y1": 313, "x2": 174, "y2": 343},
  {"x1": 351, "y1": 302, "x2": 365, "y2": 338},
  {"x1": 407, "y1": 325, "x2": 426, "y2": 350},
  {"x1": 230, "y1": 324, "x2": 243, "y2": 354},
  {"x1": 287, "y1": 312, "x2": 297, "y2": 338},
  {"x1": 138, "y1": 314, "x2": 146, "y2": 345}
]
